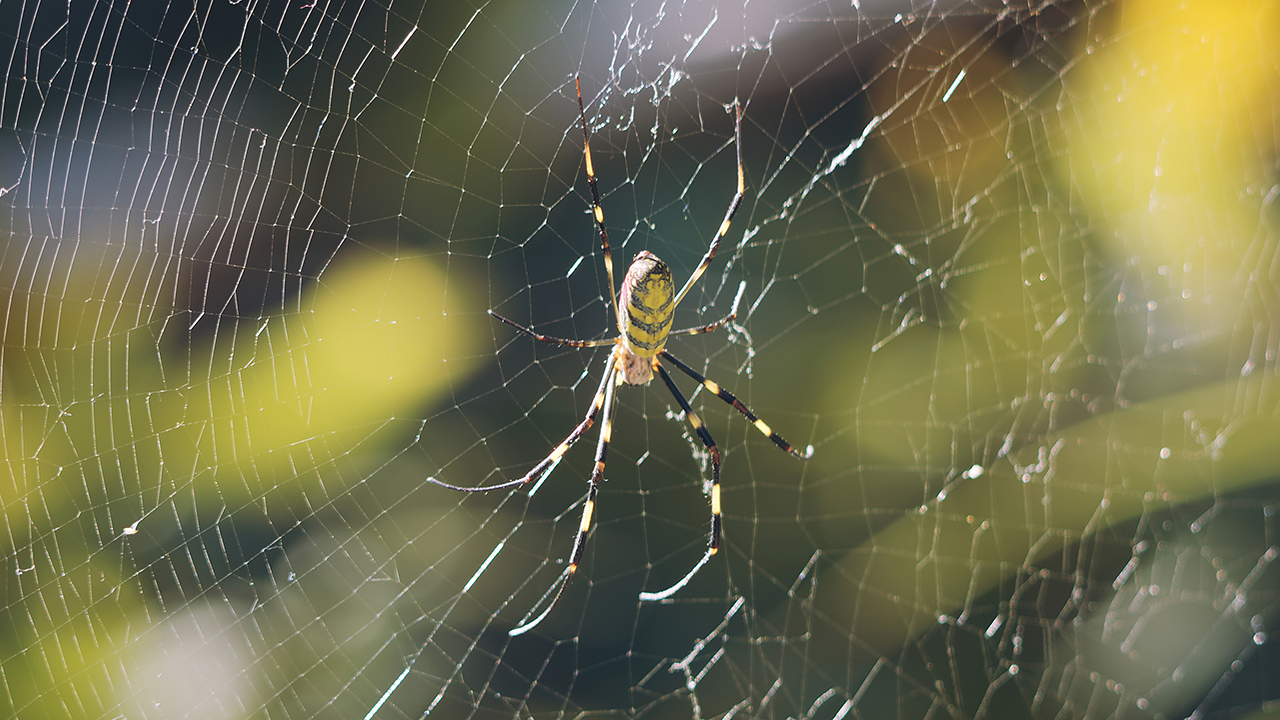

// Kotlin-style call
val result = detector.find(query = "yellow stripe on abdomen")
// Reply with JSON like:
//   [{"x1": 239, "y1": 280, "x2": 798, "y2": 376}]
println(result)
[{"x1": 619, "y1": 251, "x2": 675, "y2": 357}]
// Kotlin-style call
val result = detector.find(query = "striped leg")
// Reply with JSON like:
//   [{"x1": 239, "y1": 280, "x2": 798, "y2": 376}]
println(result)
[
  {"x1": 668, "y1": 313, "x2": 735, "y2": 338},
  {"x1": 576, "y1": 77, "x2": 621, "y2": 331},
  {"x1": 489, "y1": 310, "x2": 615, "y2": 348},
  {"x1": 427, "y1": 349, "x2": 616, "y2": 494},
  {"x1": 639, "y1": 359, "x2": 722, "y2": 602},
  {"x1": 660, "y1": 350, "x2": 813, "y2": 459},
  {"x1": 670, "y1": 281, "x2": 747, "y2": 338},
  {"x1": 509, "y1": 353, "x2": 619, "y2": 636},
  {"x1": 672, "y1": 101, "x2": 744, "y2": 310}
]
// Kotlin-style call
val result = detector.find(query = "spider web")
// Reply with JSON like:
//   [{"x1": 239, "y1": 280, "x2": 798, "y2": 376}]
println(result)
[{"x1": 2, "y1": 0, "x2": 1279, "y2": 718}]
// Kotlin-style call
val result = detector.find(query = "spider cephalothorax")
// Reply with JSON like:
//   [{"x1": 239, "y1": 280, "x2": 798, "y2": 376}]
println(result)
[{"x1": 431, "y1": 78, "x2": 812, "y2": 636}]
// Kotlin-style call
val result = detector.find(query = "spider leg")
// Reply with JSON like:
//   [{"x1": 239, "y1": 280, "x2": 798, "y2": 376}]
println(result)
[
  {"x1": 670, "y1": 281, "x2": 746, "y2": 337},
  {"x1": 660, "y1": 350, "x2": 813, "y2": 459},
  {"x1": 672, "y1": 101, "x2": 744, "y2": 311},
  {"x1": 576, "y1": 77, "x2": 621, "y2": 331},
  {"x1": 510, "y1": 352, "x2": 619, "y2": 635},
  {"x1": 427, "y1": 348, "x2": 617, "y2": 494},
  {"x1": 639, "y1": 358, "x2": 722, "y2": 602},
  {"x1": 490, "y1": 310, "x2": 615, "y2": 348},
  {"x1": 506, "y1": 565, "x2": 572, "y2": 637},
  {"x1": 668, "y1": 314, "x2": 735, "y2": 338}
]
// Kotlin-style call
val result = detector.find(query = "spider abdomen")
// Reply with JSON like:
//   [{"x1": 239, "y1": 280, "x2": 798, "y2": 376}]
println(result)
[{"x1": 618, "y1": 251, "x2": 674, "y2": 384}]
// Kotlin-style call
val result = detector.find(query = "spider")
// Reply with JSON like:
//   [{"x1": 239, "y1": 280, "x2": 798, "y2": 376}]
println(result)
[{"x1": 432, "y1": 78, "x2": 811, "y2": 636}]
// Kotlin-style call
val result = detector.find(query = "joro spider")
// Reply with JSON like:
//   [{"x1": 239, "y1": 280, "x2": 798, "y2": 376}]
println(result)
[{"x1": 432, "y1": 78, "x2": 811, "y2": 636}]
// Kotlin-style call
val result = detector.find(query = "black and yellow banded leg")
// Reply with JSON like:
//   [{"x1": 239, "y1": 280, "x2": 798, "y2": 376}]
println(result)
[
  {"x1": 509, "y1": 352, "x2": 619, "y2": 636},
  {"x1": 574, "y1": 360, "x2": 617, "y2": 573},
  {"x1": 427, "y1": 350, "x2": 617, "y2": 494},
  {"x1": 576, "y1": 76, "x2": 621, "y2": 330},
  {"x1": 669, "y1": 310, "x2": 736, "y2": 338},
  {"x1": 489, "y1": 310, "x2": 616, "y2": 349},
  {"x1": 654, "y1": 360, "x2": 723, "y2": 550},
  {"x1": 672, "y1": 101, "x2": 745, "y2": 310},
  {"x1": 660, "y1": 350, "x2": 813, "y2": 460},
  {"x1": 670, "y1": 280, "x2": 746, "y2": 339},
  {"x1": 637, "y1": 359, "x2": 723, "y2": 602},
  {"x1": 511, "y1": 352, "x2": 617, "y2": 488}
]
